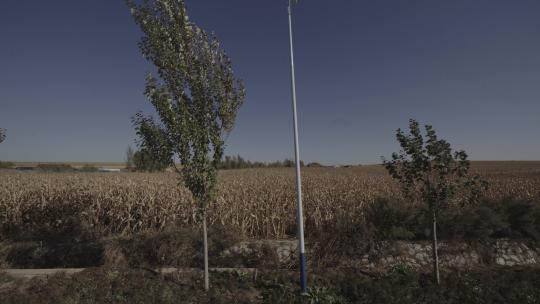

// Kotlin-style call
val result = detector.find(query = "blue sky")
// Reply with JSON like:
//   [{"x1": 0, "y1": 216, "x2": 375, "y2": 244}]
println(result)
[{"x1": 1, "y1": 0, "x2": 539, "y2": 165}]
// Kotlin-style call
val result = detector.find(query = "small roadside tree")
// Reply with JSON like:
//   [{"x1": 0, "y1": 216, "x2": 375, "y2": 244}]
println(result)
[
  {"x1": 383, "y1": 119, "x2": 486, "y2": 285},
  {"x1": 127, "y1": 0, "x2": 245, "y2": 290},
  {"x1": 125, "y1": 146, "x2": 135, "y2": 170}
]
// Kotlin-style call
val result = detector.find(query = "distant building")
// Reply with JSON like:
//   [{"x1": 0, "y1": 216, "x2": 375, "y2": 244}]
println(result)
[
  {"x1": 98, "y1": 168, "x2": 121, "y2": 173},
  {"x1": 15, "y1": 167, "x2": 35, "y2": 171}
]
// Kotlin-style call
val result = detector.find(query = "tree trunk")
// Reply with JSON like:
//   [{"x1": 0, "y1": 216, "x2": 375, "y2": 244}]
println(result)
[
  {"x1": 431, "y1": 208, "x2": 440, "y2": 285},
  {"x1": 203, "y1": 212, "x2": 209, "y2": 291}
]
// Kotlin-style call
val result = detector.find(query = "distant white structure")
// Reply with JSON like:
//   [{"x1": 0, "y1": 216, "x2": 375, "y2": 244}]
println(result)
[{"x1": 98, "y1": 168, "x2": 121, "y2": 173}]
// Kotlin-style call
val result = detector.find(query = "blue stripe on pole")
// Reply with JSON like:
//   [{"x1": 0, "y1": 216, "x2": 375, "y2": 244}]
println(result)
[{"x1": 299, "y1": 252, "x2": 307, "y2": 293}]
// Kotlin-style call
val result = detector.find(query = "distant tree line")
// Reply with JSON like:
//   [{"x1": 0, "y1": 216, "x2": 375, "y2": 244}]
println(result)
[
  {"x1": 126, "y1": 148, "x2": 326, "y2": 172},
  {"x1": 218, "y1": 155, "x2": 311, "y2": 170}
]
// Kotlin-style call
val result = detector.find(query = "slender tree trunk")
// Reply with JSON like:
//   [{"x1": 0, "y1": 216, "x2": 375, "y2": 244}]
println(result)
[
  {"x1": 431, "y1": 208, "x2": 440, "y2": 285},
  {"x1": 203, "y1": 211, "x2": 209, "y2": 291}
]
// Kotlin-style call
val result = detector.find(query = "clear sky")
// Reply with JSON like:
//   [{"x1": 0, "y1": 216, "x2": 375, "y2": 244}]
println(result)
[{"x1": 1, "y1": 0, "x2": 539, "y2": 165}]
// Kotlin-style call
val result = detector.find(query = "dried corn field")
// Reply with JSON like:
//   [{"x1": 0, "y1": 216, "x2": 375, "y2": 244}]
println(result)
[{"x1": 1, "y1": 162, "x2": 540, "y2": 239}]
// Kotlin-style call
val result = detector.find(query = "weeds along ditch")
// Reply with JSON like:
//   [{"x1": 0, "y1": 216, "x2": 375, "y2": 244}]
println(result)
[
  {"x1": 1, "y1": 266, "x2": 540, "y2": 303},
  {"x1": 0, "y1": 164, "x2": 539, "y2": 268}
]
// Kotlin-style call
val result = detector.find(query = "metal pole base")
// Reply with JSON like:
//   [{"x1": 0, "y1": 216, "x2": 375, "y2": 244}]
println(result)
[{"x1": 299, "y1": 251, "x2": 307, "y2": 293}]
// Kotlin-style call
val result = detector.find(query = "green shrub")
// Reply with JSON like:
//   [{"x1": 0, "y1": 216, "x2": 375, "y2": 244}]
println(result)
[
  {"x1": 502, "y1": 199, "x2": 540, "y2": 240},
  {"x1": 4, "y1": 240, "x2": 103, "y2": 268},
  {"x1": 439, "y1": 203, "x2": 509, "y2": 240},
  {"x1": 302, "y1": 286, "x2": 338, "y2": 304},
  {"x1": 390, "y1": 226, "x2": 416, "y2": 240},
  {"x1": 390, "y1": 263, "x2": 413, "y2": 275},
  {"x1": 365, "y1": 198, "x2": 423, "y2": 240},
  {"x1": 364, "y1": 198, "x2": 540, "y2": 243},
  {"x1": 444, "y1": 199, "x2": 540, "y2": 241},
  {"x1": 104, "y1": 224, "x2": 240, "y2": 268},
  {"x1": 106, "y1": 228, "x2": 199, "y2": 268}
]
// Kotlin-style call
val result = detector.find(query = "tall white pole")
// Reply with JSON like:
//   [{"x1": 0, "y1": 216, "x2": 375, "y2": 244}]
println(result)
[{"x1": 288, "y1": 0, "x2": 307, "y2": 293}]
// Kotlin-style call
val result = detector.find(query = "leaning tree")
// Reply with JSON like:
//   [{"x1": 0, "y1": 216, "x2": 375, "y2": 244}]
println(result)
[
  {"x1": 127, "y1": 0, "x2": 245, "y2": 290},
  {"x1": 383, "y1": 119, "x2": 486, "y2": 285}
]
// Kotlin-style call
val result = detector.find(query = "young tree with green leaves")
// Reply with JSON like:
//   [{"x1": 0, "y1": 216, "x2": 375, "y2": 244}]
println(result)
[
  {"x1": 383, "y1": 119, "x2": 486, "y2": 285},
  {"x1": 127, "y1": 0, "x2": 245, "y2": 290},
  {"x1": 133, "y1": 148, "x2": 170, "y2": 172}
]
